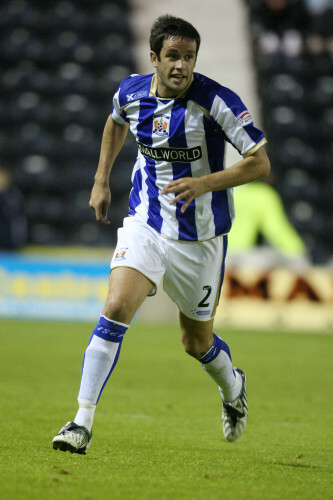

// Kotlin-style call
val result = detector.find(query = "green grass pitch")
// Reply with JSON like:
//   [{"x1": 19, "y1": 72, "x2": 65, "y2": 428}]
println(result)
[{"x1": 0, "y1": 319, "x2": 332, "y2": 499}]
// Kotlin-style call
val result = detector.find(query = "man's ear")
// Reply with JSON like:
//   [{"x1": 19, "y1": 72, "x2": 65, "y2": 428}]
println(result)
[{"x1": 150, "y1": 51, "x2": 158, "y2": 68}]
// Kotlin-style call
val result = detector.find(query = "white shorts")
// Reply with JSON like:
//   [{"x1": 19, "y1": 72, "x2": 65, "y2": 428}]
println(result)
[{"x1": 111, "y1": 215, "x2": 228, "y2": 321}]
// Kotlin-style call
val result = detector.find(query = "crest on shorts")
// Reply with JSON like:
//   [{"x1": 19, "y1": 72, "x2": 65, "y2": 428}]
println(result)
[
  {"x1": 114, "y1": 247, "x2": 128, "y2": 261},
  {"x1": 153, "y1": 114, "x2": 170, "y2": 136}
]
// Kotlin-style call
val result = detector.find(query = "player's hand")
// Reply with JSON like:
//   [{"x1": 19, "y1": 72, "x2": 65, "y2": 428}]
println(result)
[
  {"x1": 161, "y1": 177, "x2": 206, "y2": 213},
  {"x1": 89, "y1": 182, "x2": 111, "y2": 225}
]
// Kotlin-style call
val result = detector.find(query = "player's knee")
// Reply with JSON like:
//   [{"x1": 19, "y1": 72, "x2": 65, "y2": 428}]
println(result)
[
  {"x1": 184, "y1": 345, "x2": 201, "y2": 359},
  {"x1": 103, "y1": 296, "x2": 131, "y2": 324},
  {"x1": 182, "y1": 337, "x2": 206, "y2": 359}
]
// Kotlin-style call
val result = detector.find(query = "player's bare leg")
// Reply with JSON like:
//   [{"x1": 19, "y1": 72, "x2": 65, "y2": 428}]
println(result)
[
  {"x1": 179, "y1": 311, "x2": 248, "y2": 442},
  {"x1": 53, "y1": 267, "x2": 154, "y2": 454},
  {"x1": 179, "y1": 312, "x2": 214, "y2": 359},
  {"x1": 103, "y1": 266, "x2": 154, "y2": 323}
]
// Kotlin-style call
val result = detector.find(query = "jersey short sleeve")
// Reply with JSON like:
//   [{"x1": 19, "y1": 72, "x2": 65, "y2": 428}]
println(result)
[
  {"x1": 111, "y1": 84, "x2": 129, "y2": 125},
  {"x1": 111, "y1": 87, "x2": 128, "y2": 124},
  {"x1": 210, "y1": 86, "x2": 265, "y2": 156},
  {"x1": 111, "y1": 74, "x2": 150, "y2": 124}
]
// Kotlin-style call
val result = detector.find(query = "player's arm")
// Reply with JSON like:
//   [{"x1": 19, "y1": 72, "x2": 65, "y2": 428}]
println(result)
[
  {"x1": 161, "y1": 147, "x2": 270, "y2": 213},
  {"x1": 202, "y1": 146, "x2": 270, "y2": 192},
  {"x1": 89, "y1": 115, "x2": 129, "y2": 224}
]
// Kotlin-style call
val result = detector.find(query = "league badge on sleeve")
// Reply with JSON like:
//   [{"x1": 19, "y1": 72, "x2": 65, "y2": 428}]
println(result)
[{"x1": 237, "y1": 110, "x2": 253, "y2": 126}]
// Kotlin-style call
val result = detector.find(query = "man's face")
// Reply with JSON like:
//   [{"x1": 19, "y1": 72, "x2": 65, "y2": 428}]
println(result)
[{"x1": 150, "y1": 37, "x2": 197, "y2": 98}]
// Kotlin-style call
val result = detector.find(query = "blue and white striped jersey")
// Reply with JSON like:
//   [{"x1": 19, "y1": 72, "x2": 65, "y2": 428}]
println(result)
[{"x1": 112, "y1": 72, "x2": 266, "y2": 241}]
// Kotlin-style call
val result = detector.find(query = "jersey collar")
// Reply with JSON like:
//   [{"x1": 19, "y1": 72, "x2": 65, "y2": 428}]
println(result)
[{"x1": 149, "y1": 73, "x2": 194, "y2": 99}]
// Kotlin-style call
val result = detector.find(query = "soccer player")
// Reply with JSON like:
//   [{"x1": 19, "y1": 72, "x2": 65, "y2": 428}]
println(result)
[{"x1": 52, "y1": 15, "x2": 270, "y2": 454}]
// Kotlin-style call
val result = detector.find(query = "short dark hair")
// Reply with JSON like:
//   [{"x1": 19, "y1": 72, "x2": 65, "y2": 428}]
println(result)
[{"x1": 150, "y1": 15, "x2": 201, "y2": 60}]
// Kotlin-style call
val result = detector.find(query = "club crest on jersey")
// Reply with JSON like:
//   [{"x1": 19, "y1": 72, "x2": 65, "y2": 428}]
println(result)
[
  {"x1": 153, "y1": 115, "x2": 170, "y2": 136},
  {"x1": 114, "y1": 247, "x2": 128, "y2": 261},
  {"x1": 237, "y1": 110, "x2": 252, "y2": 126}
]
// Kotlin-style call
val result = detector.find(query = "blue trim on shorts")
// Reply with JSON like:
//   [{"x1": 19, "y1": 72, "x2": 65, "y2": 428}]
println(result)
[{"x1": 217, "y1": 234, "x2": 228, "y2": 303}]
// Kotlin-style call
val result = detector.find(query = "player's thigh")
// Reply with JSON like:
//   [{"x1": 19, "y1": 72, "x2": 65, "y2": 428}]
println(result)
[{"x1": 163, "y1": 235, "x2": 228, "y2": 322}]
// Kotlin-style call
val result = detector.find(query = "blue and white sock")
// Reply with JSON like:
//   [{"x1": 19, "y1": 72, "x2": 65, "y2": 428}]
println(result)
[
  {"x1": 200, "y1": 334, "x2": 242, "y2": 402},
  {"x1": 74, "y1": 315, "x2": 129, "y2": 431}
]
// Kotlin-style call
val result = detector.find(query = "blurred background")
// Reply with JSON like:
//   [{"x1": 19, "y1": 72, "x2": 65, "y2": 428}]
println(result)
[{"x1": 0, "y1": 0, "x2": 332, "y2": 329}]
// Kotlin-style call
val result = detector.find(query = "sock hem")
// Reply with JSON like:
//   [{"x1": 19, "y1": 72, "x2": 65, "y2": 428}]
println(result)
[{"x1": 100, "y1": 314, "x2": 129, "y2": 328}]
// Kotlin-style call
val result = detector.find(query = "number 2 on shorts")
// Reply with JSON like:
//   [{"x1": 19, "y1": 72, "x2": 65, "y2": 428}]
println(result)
[{"x1": 198, "y1": 285, "x2": 212, "y2": 307}]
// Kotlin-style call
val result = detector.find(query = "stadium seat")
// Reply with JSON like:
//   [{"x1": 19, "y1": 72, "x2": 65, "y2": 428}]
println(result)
[
  {"x1": 266, "y1": 106, "x2": 311, "y2": 141},
  {"x1": 52, "y1": 93, "x2": 100, "y2": 128},
  {"x1": 46, "y1": 2, "x2": 87, "y2": 31},
  {"x1": 261, "y1": 74, "x2": 306, "y2": 107},
  {"x1": 3, "y1": 123, "x2": 56, "y2": 159},
  {"x1": 280, "y1": 169, "x2": 321, "y2": 206},
  {"x1": 314, "y1": 108, "x2": 333, "y2": 144},
  {"x1": 64, "y1": 160, "x2": 96, "y2": 190},
  {"x1": 69, "y1": 222, "x2": 112, "y2": 246},
  {"x1": 271, "y1": 138, "x2": 316, "y2": 172},
  {"x1": 1, "y1": 62, "x2": 51, "y2": 94},
  {"x1": 52, "y1": 62, "x2": 96, "y2": 94},
  {"x1": 1, "y1": 28, "x2": 35, "y2": 60},
  {"x1": 100, "y1": 65, "x2": 134, "y2": 92},
  {"x1": 90, "y1": 3, "x2": 130, "y2": 34},
  {"x1": 0, "y1": 0, "x2": 40, "y2": 29},
  {"x1": 63, "y1": 190, "x2": 94, "y2": 223},
  {"x1": 9, "y1": 92, "x2": 52, "y2": 125},
  {"x1": 17, "y1": 155, "x2": 59, "y2": 191},
  {"x1": 93, "y1": 34, "x2": 133, "y2": 67},
  {"x1": 29, "y1": 222, "x2": 66, "y2": 245},
  {"x1": 288, "y1": 202, "x2": 326, "y2": 238},
  {"x1": 60, "y1": 124, "x2": 100, "y2": 158},
  {"x1": 311, "y1": 76, "x2": 333, "y2": 107},
  {"x1": 25, "y1": 194, "x2": 66, "y2": 223}
]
